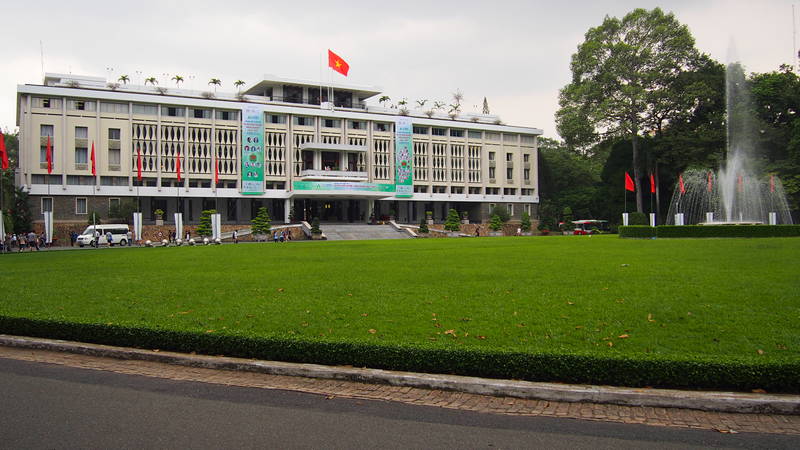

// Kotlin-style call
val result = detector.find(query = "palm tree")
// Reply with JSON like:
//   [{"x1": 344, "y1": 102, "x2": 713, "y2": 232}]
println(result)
[
  {"x1": 118, "y1": 74, "x2": 130, "y2": 85},
  {"x1": 433, "y1": 101, "x2": 446, "y2": 110},
  {"x1": 416, "y1": 99, "x2": 427, "y2": 107},
  {"x1": 172, "y1": 75, "x2": 184, "y2": 87},
  {"x1": 208, "y1": 78, "x2": 221, "y2": 93},
  {"x1": 398, "y1": 98, "x2": 408, "y2": 107},
  {"x1": 144, "y1": 77, "x2": 158, "y2": 86},
  {"x1": 234, "y1": 80, "x2": 246, "y2": 92},
  {"x1": 378, "y1": 95, "x2": 390, "y2": 107}
]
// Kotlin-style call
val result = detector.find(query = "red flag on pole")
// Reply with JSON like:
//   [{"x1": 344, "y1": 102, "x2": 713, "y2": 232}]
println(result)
[
  {"x1": 679, "y1": 173, "x2": 685, "y2": 194},
  {"x1": 770, "y1": 174, "x2": 775, "y2": 193},
  {"x1": 136, "y1": 145, "x2": 142, "y2": 181},
  {"x1": 707, "y1": 171, "x2": 713, "y2": 192},
  {"x1": 46, "y1": 135, "x2": 53, "y2": 174},
  {"x1": 214, "y1": 159, "x2": 219, "y2": 185},
  {"x1": 90, "y1": 141, "x2": 96, "y2": 176},
  {"x1": 649, "y1": 173, "x2": 656, "y2": 194},
  {"x1": 176, "y1": 150, "x2": 182, "y2": 182},
  {"x1": 328, "y1": 49, "x2": 350, "y2": 76},
  {"x1": 0, "y1": 131, "x2": 8, "y2": 170},
  {"x1": 625, "y1": 172, "x2": 635, "y2": 192}
]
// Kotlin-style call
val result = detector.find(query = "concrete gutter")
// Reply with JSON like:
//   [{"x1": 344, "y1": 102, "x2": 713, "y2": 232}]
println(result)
[{"x1": 1, "y1": 334, "x2": 798, "y2": 415}]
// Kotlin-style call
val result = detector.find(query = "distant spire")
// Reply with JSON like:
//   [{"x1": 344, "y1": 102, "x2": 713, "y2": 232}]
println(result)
[{"x1": 482, "y1": 97, "x2": 490, "y2": 115}]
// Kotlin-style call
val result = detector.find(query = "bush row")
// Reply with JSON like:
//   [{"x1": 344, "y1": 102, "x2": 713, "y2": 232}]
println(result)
[
  {"x1": 619, "y1": 225, "x2": 800, "y2": 239},
  {"x1": 1, "y1": 316, "x2": 797, "y2": 393}
]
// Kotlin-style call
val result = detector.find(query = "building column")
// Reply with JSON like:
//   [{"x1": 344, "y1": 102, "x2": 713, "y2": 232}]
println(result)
[
  {"x1": 284, "y1": 198, "x2": 291, "y2": 224},
  {"x1": 368, "y1": 199, "x2": 375, "y2": 221}
]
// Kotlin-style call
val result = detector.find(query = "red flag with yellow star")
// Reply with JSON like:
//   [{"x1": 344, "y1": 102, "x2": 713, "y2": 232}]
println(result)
[{"x1": 328, "y1": 49, "x2": 349, "y2": 76}]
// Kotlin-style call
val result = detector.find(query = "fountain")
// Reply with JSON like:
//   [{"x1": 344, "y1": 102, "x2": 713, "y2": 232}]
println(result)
[{"x1": 666, "y1": 62, "x2": 794, "y2": 225}]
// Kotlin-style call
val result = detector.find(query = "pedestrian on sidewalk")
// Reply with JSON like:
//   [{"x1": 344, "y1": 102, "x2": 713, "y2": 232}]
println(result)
[{"x1": 233, "y1": 229, "x2": 238, "y2": 244}]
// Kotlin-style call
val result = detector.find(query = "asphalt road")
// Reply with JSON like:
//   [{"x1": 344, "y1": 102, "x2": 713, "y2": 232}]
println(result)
[{"x1": 0, "y1": 357, "x2": 796, "y2": 449}]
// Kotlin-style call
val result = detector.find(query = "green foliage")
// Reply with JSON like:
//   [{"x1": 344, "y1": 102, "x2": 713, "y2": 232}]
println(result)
[
  {"x1": 418, "y1": 217, "x2": 429, "y2": 233},
  {"x1": 619, "y1": 225, "x2": 800, "y2": 238},
  {"x1": 538, "y1": 138, "x2": 601, "y2": 223},
  {"x1": 520, "y1": 212, "x2": 532, "y2": 232},
  {"x1": 627, "y1": 212, "x2": 649, "y2": 225},
  {"x1": 197, "y1": 209, "x2": 215, "y2": 236},
  {"x1": 311, "y1": 217, "x2": 321, "y2": 234},
  {"x1": 1, "y1": 237, "x2": 800, "y2": 392},
  {"x1": 154, "y1": 208, "x2": 164, "y2": 218},
  {"x1": 557, "y1": 8, "x2": 702, "y2": 212},
  {"x1": 489, "y1": 214, "x2": 503, "y2": 231},
  {"x1": 288, "y1": 206, "x2": 296, "y2": 223},
  {"x1": 489, "y1": 205, "x2": 510, "y2": 223},
  {"x1": 87, "y1": 211, "x2": 102, "y2": 225},
  {"x1": 10, "y1": 187, "x2": 31, "y2": 233},
  {"x1": 251, "y1": 207, "x2": 272, "y2": 235},
  {"x1": 108, "y1": 200, "x2": 138, "y2": 224},
  {"x1": 444, "y1": 209, "x2": 461, "y2": 231}
]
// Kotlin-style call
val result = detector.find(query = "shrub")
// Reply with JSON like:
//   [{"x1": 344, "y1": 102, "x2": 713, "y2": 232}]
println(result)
[
  {"x1": 418, "y1": 217, "x2": 429, "y2": 233},
  {"x1": 489, "y1": 214, "x2": 503, "y2": 232},
  {"x1": 108, "y1": 200, "x2": 138, "y2": 224},
  {"x1": 619, "y1": 225, "x2": 800, "y2": 239},
  {"x1": 521, "y1": 212, "x2": 531, "y2": 232},
  {"x1": 251, "y1": 207, "x2": 272, "y2": 236},
  {"x1": 490, "y1": 205, "x2": 510, "y2": 223},
  {"x1": 444, "y1": 209, "x2": 461, "y2": 232},
  {"x1": 627, "y1": 212, "x2": 649, "y2": 225},
  {"x1": 311, "y1": 217, "x2": 321, "y2": 234},
  {"x1": 197, "y1": 209, "x2": 216, "y2": 236},
  {"x1": 1, "y1": 315, "x2": 797, "y2": 393},
  {"x1": 87, "y1": 211, "x2": 102, "y2": 225}
]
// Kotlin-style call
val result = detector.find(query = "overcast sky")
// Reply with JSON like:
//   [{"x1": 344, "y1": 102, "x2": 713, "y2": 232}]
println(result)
[{"x1": 2, "y1": 0, "x2": 797, "y2": 139}]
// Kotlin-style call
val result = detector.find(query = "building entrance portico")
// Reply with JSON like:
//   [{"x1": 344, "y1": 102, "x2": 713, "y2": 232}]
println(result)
[{"x1": 295, "y1": 198, "x2": 366, "y2": 223}]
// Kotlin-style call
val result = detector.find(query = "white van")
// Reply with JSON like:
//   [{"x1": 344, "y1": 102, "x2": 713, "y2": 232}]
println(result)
[{"x1": 76, "y1": 224, "x2": 131, "y2": 247}]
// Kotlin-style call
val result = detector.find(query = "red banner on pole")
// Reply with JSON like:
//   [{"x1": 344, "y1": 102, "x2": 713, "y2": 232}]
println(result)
[
  {"x1": 136, "y1": 145, "x2": 142, "y2": 181},
  {"x1": 0, "y1": 132, "x2": 8, "y2": 170},
  {"x1": 625, "y1": 172, "x2": 635, "y2": 192},
  {"x1": 46, "y1": 136, "x2": 53, "y2": 174},
  {"x1": 90, "y1": 141, "x2": 96, "y2": 176},
  {"x1": 679, "y1": 173, "x2": 685, "y2": 195}
]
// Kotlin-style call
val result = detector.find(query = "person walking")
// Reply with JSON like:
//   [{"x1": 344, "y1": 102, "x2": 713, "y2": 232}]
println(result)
[
  {"x1": 127, "y1": 230, "x2": 133, "y2": 246},
  {"x1": 11, "y1": 233, "x2": 17, "y2": 251},
  {"x1": 18, "y1": 233, "x2": 26, "y2": 252},
  {"x1": 232, "y1": 229, "x2": 238, "y2": 244},
  {"x1": 70, "y1": 230, "x2": 77, "y2": 247},
  {"x1": 106, "y1": 230, "x2": 113, "y2": 246},
  {"x1": 27, "y1": 231, "x2": 38, "y2": 251}
]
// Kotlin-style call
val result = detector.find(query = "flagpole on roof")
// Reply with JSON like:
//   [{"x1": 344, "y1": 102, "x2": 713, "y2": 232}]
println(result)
[{"x1": 319, "y1": 51, "x2": 323, "y2": 108}]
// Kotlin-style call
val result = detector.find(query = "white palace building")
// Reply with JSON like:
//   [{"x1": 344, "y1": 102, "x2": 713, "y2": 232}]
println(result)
[{"x1": 15, "y1": 73, "x2": 541, "y2": 227}]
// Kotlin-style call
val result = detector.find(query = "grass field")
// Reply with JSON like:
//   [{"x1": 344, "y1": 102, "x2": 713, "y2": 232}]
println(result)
[{"x1": 1, "y1": 236, "x2": 798, "y2": 388}]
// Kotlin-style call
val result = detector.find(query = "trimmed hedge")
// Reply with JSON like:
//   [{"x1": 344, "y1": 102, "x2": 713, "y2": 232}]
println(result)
[
  {"x1": 1, "y1": 315, "x2": 798, "y2": 393},
  {"x1": 620, "y1": 225, "x2": 800, "y2": 239}
]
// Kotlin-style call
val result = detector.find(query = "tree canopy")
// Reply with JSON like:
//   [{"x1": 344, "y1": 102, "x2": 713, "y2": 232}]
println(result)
[{"x1": 557, "y1": 7, "x2": 702, "y2": 212}]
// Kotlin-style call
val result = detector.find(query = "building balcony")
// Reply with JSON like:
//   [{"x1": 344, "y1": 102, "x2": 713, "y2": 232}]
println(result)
[{"x1": 299, "y1": 169, "x2": 368, "y2": 182}]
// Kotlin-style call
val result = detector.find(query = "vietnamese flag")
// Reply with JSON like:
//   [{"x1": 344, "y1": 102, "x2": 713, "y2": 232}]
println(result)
[
  {"x1": 0, "y1": 131, "x2": 8, "y2": 170},
  {"x1": 770, "y1": 174, "x2": 775, "y2": 193},
  {"x1": 46, "y1": 135, "x2": 53, "y2": 174},
  {"x1": 624, "y1": 172, "x2": 635, "y2": 192},
  {"x1": 707, "y1": 171, "x2": 713, "y2": 192},
  {"x1": 328, "y1": 49, "x2": 350, "y2": 76},
  {"x1": 679, "y1": 173, "x2": 685, "y2": 195},
  {"x1": 214, "y1": 159, "x2": 219, "y2": 185},
  {"x1": 90, "y1": 141, "x2": 96, "y2": 176},
  {"x1": 649, "y1": 173, "x2": 656, "y2": 194},
  {"x1": 176, "y1": 149, "x2": 182, "y2": 182},
  {"x1": 136, "y1": 145, "x2": 142, "y2": 181}
]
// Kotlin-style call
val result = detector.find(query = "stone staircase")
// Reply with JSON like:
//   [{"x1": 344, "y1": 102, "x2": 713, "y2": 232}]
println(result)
[{"x1": 318, "y1": 224, "x2": 411, "y2": 241}]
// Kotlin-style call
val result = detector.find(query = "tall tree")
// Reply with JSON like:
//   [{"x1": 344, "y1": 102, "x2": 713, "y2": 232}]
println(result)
[{"x1": 556, "y1": 8, "x2": 701, "y2": 212}]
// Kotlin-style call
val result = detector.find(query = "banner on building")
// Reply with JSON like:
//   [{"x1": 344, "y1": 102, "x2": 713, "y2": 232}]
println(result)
[
  {"x1": 241, "y1": 104, "x2": 265, "y2": 195},
  {"x1": 394, "y1": 116, "x2": 413, "y2": 198},
  {"x1": 293, "y1": 181, "x2": 396, "y2": 193}
]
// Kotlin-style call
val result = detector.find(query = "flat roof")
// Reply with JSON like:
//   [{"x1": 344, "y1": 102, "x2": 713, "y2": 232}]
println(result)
[{"x1": 243, "y1": 74, "x2": 382, "y2": 99}]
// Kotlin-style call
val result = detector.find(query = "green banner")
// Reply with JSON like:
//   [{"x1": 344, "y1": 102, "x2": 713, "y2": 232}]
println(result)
[
  {"x1": 241, "y1": 104, "x2": 264, "y2": 194},
  {"x1": 293, "y1": 181, "x2": 396, "y2": 192},
  {"x1": 395, "y1": 116, "x2": 413, "y2": 198}
]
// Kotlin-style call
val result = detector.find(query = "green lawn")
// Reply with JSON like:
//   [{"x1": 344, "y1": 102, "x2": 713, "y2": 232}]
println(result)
[{"x1": 1, "y1": 236, "x2": 798, "y2": 388}]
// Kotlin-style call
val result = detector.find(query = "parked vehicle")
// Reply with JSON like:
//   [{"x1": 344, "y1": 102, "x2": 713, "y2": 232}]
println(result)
[
  {"x1": 571, "y1": 220, "x2": 609, "y2": 235},
  {"x1": 76, "y1": 224, "x2": 131, "y2": 247}
]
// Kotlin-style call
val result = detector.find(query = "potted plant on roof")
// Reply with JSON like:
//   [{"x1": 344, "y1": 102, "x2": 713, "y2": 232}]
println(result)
[{"x1": 154, "y1": 208, "x2": 164, "y2": 226}]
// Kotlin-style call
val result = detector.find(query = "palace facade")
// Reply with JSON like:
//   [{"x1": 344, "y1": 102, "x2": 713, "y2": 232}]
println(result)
[{"x1": 15, "y1": 73, "x2": 541, "y2": 226}]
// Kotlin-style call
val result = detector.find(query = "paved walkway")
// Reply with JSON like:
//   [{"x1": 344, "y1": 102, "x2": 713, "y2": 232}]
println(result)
[
  {"x1": 321, "y1": 224, "x2": 410, "y2": 240},
  {"x1": 0, "y1": 342, "x2": 797, "y2": 435}
]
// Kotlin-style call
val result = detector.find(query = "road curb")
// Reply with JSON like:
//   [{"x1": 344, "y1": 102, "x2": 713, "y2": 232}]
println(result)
[{"x1": 2, "y1": 334, "x2": 798, "y2": 415}]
